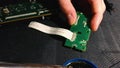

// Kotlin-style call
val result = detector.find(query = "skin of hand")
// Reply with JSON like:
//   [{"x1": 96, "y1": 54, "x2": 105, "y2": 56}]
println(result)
[{"x1": 59, "y1": 0, "x2": 106, "y2": 31}]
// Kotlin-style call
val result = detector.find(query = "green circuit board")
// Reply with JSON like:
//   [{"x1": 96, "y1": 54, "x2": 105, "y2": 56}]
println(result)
[
  {"x1": 0, "y1": 2, "x2": 51, "y2": 24},
  {"x1": 65, "y1": 12, "x2": 91, "y2": 52}
]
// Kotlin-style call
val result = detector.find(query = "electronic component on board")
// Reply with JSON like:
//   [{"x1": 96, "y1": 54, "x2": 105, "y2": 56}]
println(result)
[{"x1": 0, "y1": 2, "x2": 51, "y2": 24}]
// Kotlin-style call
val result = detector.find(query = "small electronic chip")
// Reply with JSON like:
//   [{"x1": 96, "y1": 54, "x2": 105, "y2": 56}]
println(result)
[
  {"x1": 65, "y1": 12, "x2": 91, "y2": 52},
  {"x1": 0, "y1": 2, "x2": 51, "y2": 24}
]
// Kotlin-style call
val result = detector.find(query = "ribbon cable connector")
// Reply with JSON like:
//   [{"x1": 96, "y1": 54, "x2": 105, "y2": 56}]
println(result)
[{"x1": 28, "y1": 12, "x2": 91, "y2": 52}]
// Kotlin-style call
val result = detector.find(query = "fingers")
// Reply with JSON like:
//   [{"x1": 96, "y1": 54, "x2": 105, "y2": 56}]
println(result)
[
  {"x1": 89, "y1": 0, "x2": 106, "y2": 31},
  {"x1": 59, "y1": 0, "x2": 77, "y2": 25},
  {"x1": 59, "y1": 0, "x2": 106, "y2": 31},
  {"x1": 91, "y1": 13, "x2": 103, "y2": 31}
]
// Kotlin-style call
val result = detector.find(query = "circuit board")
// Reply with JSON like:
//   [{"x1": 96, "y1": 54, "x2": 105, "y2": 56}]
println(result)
[
  {"x1": 0, "y1": 1, "x2": 91, "y2": 52},
  {"x1": 0, "y1": 2, "x2": 51, "y2": 24},
  {"x1": 65, "y1": 12, "x2": 91, "y2": 52}
]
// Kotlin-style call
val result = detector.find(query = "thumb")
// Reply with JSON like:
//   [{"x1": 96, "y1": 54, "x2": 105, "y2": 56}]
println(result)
[{"x1": 59, "y1": 0, "x2": 77, "y2": 25}]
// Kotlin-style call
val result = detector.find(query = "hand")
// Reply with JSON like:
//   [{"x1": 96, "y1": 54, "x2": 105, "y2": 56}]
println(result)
[{"x1": 59, "y1": 0, "x2": 106, "y2": 31}]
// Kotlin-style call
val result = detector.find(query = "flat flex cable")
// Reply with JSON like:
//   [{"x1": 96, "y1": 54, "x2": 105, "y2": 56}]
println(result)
[{"x1": 29, "y1": 12, "x2": 91, "y2": 52}]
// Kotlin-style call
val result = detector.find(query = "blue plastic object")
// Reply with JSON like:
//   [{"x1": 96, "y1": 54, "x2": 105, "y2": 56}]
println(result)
[{"x1": 63, "y1": 58, "x2": 97, "y2": 68}]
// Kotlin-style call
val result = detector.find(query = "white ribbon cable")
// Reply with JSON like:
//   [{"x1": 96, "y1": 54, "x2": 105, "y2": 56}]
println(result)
[{"x1": 28, "y1": 21, "x2": 74, "y2": 41}]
